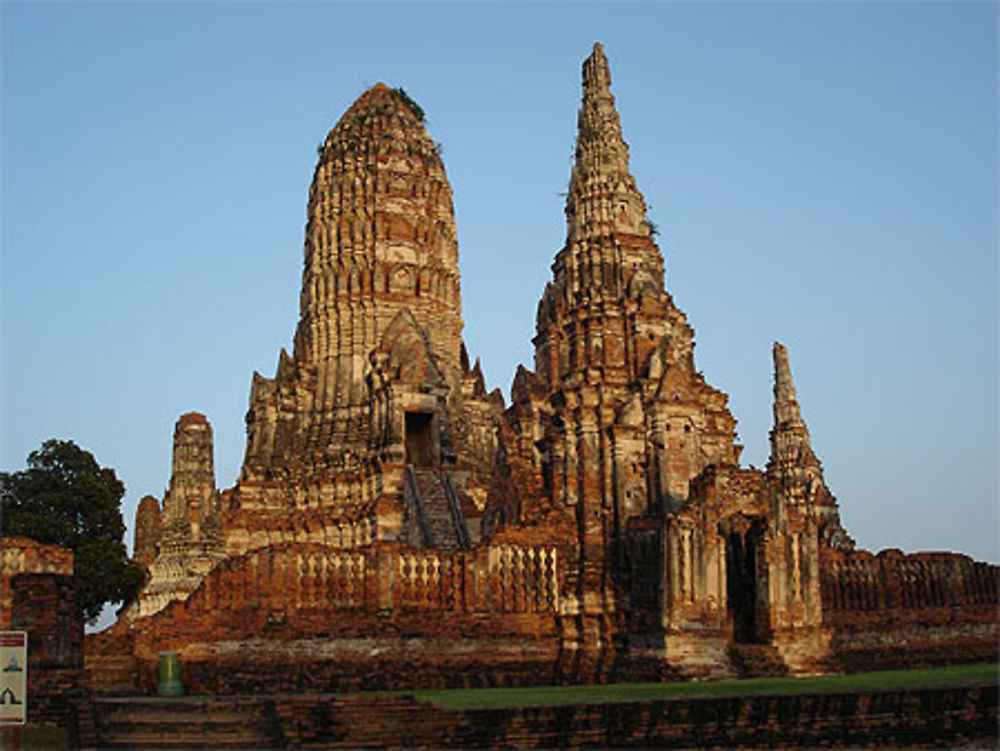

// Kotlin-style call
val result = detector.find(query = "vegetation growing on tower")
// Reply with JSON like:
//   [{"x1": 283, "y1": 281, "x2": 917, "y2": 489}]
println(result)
[{"x1": 392, "y1": 86, "x2": 426, "y2": 123}]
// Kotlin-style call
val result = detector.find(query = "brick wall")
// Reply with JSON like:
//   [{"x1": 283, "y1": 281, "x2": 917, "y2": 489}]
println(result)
[
  {"x1": 265, "y1": 684, "x2": 998, "y2": 749},
  {"x1": 820, "y1": 548, "x2": 1000, "y2": 671},
  {"x1": 2, "y1": 538, "x2": 92, "y2": 747}
]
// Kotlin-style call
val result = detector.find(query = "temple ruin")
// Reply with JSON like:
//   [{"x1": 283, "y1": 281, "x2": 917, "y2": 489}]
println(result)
[{"x1": 90, "y1": 43, "x2": 997, "y2": 692}]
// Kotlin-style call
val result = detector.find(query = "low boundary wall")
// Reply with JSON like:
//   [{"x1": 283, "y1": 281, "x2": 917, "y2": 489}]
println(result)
[{"x1": 93, "y1": 683, "x2": 999, "y2": 749}]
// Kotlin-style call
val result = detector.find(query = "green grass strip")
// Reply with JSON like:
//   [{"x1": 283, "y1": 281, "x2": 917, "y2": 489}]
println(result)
[{"x1": 409, "y1": 663, "x2": 999, "y2": 709}]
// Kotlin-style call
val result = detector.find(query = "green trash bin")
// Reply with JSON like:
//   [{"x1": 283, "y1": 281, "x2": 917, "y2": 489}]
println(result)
[{"x1": 157, "y1": 651, "x2": 182, "y2": 696}]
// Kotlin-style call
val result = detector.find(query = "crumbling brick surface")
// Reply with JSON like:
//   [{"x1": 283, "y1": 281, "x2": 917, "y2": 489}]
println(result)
[
  {"x1": 1, "y1": 538, "x2": 93, "y2": 746},
  {"x1": 1, "y1": 536, "x2": 73, "y2": 629},
  {"x1": 268, "y1": 685, "x2": 999, "y2": 749},
  {"x1": 96, "y1": 44, "x2": 999, "y2": 693},
  {"x1": 92, "y1": 684, "x2": 997, "y2": 749},
  {"x1": 820, "y1": 547, "x2": 999, "y2": 670}
]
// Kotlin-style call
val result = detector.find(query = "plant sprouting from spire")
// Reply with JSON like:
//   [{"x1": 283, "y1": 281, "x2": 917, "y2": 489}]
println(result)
[{"x1": 392, "y1": 87, "x2": 426, "y2": 123}]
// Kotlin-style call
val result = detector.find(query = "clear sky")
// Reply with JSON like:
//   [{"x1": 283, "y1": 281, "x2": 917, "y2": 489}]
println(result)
[{"x1": 3, "y1": 2, "x2": 997, "y2": 575}]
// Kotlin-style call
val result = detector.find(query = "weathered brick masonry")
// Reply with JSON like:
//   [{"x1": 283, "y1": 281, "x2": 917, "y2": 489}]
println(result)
[
  {"x1": 92, "y1": 684, "x2": 999, "y2": 749},
  {"x1": 1, "y1": 537, "x2": 94, "y2": 747},
  {"x1": 821, "y1": 548, "x2": 999, "y2": 671},
  {"x1": 271, "y1": 685, "x2": 999, "y2": 749},
  {"x1": 89, "y1": 43, "x2": 998, "y2": 693}
]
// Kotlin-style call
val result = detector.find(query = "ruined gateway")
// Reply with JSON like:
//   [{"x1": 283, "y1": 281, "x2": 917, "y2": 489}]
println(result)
[{"x1": 91, "y1": 44, "x2": 998, "y2": 692}]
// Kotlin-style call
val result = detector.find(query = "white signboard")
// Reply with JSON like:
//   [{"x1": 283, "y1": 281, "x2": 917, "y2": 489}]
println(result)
[{"x1": 0, "y1": 631, "x2": 27, "y2": 726}]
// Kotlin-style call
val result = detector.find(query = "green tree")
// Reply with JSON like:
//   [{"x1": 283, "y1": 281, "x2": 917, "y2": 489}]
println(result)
[{"x1": 0, "y1": 439, "x2": 145, "y2": 622}]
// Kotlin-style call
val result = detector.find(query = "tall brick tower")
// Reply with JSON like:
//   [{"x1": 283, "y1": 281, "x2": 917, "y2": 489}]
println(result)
[
  {"x1": 541, "y1": 42, "x2": 741, "y2": 495},
  {"x1": 496, "y1": 43, "x2": 741, "y2": 651},
  {"x1": 233, "y1": 84, "x2": 500, "y2": 552},
  {"x1": 133, "y1": 412, "x2": 225, "y2": 617}
]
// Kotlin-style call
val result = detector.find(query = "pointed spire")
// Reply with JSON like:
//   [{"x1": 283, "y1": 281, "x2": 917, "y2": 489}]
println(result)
[
  {"x1": 768, "y1": 343, "x2": 854, "y2": 548},
  {"x1": 769, "y1": 342, "x2": 819, "y2": 468},
  {"x1": 565, "y1": 42, "x2": 651, "y2": 242},
  {"x1": 577, "y1": 42, "x2": 625, "y2": 171},
  {"x1": 772, "y1": 342, "x2": 808, "y2": 433}
]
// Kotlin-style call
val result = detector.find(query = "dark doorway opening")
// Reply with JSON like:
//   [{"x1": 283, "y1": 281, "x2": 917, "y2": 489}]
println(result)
[
  {"x1": 405, "y1": 411, "x2": 435, "y2": 467},
  {"x1": 723, "y1": 516, "x2": 763, "y2": 644},
  {"x1": 535, "y1": 439, "x2": 552, "y2": 496}
]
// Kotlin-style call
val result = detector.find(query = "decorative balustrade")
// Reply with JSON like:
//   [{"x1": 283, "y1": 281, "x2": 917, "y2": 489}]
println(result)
[
  {"x1": 296, "y1": 550, "x2": 367, "y2": 609},
  {"x1": 138, "y1": 540, "x2": 565, "y2": 628},
  {"x1": 969, "y1": 561, "x2": 999, "y2": 605},
  {"x1": 821, "y1": 552, "x2": 999, "y2": 613},
  {"x1": 327, "y1": 517, "x2": 374, "y2": 548},
  {"x1": 488, "y1": 545, "x2": 558, "y2": 612},
  {"x1": 396, "y1": 552, "x2": 454, "y2": 609}
]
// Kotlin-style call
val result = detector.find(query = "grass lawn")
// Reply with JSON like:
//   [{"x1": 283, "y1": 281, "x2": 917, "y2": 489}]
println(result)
[{"x1": 409, "y1": 663, "x2": 999, "y2": 709}]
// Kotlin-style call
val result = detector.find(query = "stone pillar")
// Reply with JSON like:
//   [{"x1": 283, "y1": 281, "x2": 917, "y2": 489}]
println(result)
[{"x1": 576, "y1": 388, "x2": 607, "y2": 620}]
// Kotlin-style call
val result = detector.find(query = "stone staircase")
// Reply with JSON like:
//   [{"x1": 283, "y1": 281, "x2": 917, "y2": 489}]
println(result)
[
  {"x1": 728, "y1": 642, "x2": 789, "y2": 677},
  {"x1": 92, "y1": 697, "x2": 280, "y2": 750},
  {"x1": 409, "y1": 468, "x2": 470, "y2": 551}
]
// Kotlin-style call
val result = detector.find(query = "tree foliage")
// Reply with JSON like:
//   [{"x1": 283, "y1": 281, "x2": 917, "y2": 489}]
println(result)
[{"x1": 1, "y1": 439, "x2": 145, "y2": 622}]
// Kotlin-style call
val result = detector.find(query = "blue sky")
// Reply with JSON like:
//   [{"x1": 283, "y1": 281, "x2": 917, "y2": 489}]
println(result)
[{"x1": 3, "y1": 2, "x2": 997, "y2": 570}]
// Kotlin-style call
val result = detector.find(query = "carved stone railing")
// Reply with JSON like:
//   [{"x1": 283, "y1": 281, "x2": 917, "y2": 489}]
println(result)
[
  {"x1": 396, "y1": 551, "x2": 454, "y2": 610},
  {"x1": 488, "y1": 545, "x2": 558, "y2": 613},
  {"x1": 295, "y1": 550, "x2": 367, "y2": 609},
  {"x1": 821, "y1": 550, "x2": 999, "y2": 613},
  {"x1": 128, "y1": 540, "x2": 565, "y2": 646}
]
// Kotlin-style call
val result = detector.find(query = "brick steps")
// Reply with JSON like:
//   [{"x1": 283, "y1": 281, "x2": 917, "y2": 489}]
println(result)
[
  {"x1": 411, "y1": 468, "x2": 465, "y2": 551},
  {"x1": 93, "y1": 698, "x2": 279, "y2": 750}
]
